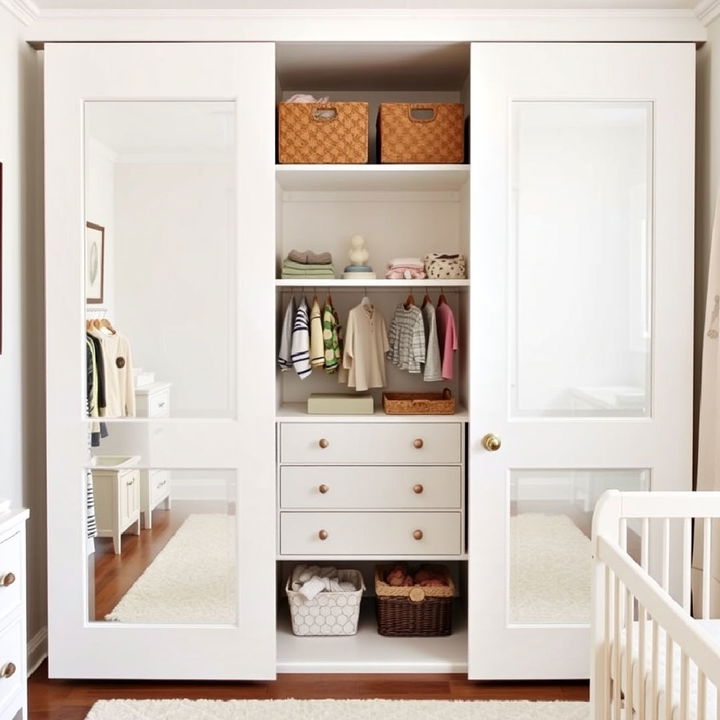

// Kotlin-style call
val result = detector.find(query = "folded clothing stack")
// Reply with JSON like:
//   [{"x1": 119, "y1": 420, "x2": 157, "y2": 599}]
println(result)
[
  {"x1": 385, "y1": 257, "x2": 426, "y2": 280},
  {"x1": 281, "y1": 249, "x2": 336, "y2": 278},
  {"x1": 290, "y1": 564, "x2": 358, "y2": 600}
]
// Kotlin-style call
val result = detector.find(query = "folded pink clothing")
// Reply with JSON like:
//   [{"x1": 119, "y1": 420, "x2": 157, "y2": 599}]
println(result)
[{"x1": 385, "y1": 267, "x2": 427, "y2": 279}]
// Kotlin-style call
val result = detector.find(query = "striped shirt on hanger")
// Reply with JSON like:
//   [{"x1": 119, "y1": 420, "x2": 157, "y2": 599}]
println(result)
[{"x1": 291, "y1": 298, "x2": 312, "y2": 379}]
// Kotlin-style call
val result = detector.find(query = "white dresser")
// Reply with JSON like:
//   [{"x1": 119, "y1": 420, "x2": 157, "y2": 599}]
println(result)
[
  {"x1": 278, "y1": 422, "x2": 465, "y2": 557},
  {"x1": 0, "y1": 510, "x2": 29, "y2": 720}
]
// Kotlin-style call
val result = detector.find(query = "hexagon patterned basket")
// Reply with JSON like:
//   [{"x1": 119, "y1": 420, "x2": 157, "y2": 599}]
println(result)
[{"x1": 286, "y1": 569, "x2": 365, "y2": 636}]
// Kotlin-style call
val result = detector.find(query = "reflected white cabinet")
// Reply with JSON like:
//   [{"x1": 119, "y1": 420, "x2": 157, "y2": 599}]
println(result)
[{"x1": 92, "y1": 466, "x2": 141, "y2": 554}]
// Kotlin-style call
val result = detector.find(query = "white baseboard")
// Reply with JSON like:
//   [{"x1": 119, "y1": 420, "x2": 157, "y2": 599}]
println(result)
[{"x1": 27, "y1": 626, "x2": 47, "y2": 676}]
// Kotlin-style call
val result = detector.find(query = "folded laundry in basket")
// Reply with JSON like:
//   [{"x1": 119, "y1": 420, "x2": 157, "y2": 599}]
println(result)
[{"x1": 290, "y1": 564, "x2": 357, "y2": 601}]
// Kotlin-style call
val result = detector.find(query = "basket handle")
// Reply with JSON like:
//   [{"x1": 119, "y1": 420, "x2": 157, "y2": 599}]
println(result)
[
  {"x1": 311, "y1": 106, "x2": 339, "y2": 122},
  {"x1": 411, "y1": 399, "x2": 431, "y2": 412},
  {"x1": 442, "y1": 388, "x2": 452, "y2": 400},
  {"x1": 408, "y1": 106, "x2": 437, "y2": 123}
]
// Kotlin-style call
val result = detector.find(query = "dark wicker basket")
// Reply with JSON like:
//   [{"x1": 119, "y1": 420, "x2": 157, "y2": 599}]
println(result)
[{"x1": 375, "y1": 565, "x2": 454, "y2": 637}]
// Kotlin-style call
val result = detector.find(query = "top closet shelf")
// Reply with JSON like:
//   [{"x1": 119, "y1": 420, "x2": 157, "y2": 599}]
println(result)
[{"x1": 275, "y1": 165, "x2": 469, "y2": 192}]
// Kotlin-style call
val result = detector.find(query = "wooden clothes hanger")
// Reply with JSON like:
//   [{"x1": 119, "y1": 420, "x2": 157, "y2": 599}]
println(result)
[
  {"x1": 422, "y1": 290, "x2": 431, "y2": 308},
  {"x1": 404, "y1": 293, "x2": 415, "y2": 310}
]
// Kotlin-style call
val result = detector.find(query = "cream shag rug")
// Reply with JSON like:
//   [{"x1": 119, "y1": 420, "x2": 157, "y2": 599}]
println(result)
[
  {"x1": 510, "y1": 513, "x2": 591, "y2": 625},
  {"x1": 86, "y1": 699, "x2": 590, "y2": 720},
  {"x1": 106, "y1": 514, "x2": 236, "y2": 624}
]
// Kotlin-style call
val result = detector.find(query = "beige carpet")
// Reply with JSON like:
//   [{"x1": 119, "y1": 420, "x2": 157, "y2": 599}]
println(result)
[{"x1": 86, "y1": 699, "x2": 590, "y2": 720}]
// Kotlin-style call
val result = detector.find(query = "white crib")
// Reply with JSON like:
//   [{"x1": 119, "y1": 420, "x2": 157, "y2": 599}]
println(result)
[{"x1": 591, "y1": 491, "x2": 720, "y2": 720}]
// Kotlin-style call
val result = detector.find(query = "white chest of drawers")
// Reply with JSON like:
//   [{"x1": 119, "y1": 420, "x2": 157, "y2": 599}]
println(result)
[
  {"x1": 277, "y1": 421, "x2": 465, "y2": 559},
  {"x1": 0, "y1": 510, "x2": 29, "y2": 720}
]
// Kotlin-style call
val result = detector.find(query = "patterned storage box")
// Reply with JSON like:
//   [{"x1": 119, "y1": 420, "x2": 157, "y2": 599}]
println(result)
[
  {"x1": 278, "y1": 102, "x2": 369, "y2": 164},
  {"x1": 378, "y1": 103, "x2": 465, "y2": 164},
  {"x1": 286, "y1": 569, "x2": 365, "y2": 636}
]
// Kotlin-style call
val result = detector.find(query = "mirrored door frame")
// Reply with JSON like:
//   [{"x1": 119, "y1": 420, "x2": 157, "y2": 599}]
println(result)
[{"x1": 45, "y1": 42, "x2": 277, "y2": 679}]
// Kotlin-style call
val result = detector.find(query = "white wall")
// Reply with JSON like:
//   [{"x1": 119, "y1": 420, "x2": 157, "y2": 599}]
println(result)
[
  {"x1": 695, "y1": 20, "x2": 720, "y2": 475},
  {"x1": 0, "y1": 8, "x2": 46, "y2": 666},
  {"x1": 113, "y1": 161, "x2": 236, "y2": 418}
]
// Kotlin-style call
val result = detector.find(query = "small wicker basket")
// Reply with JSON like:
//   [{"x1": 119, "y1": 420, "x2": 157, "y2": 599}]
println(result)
[
  {"x1": 382, "y1": 388, "x2": 455, "y2": 415},
  {"x1": 375, "y1": 565, "x2": 454, "y2": 637},
  {"x1": 378, "y1": 103, "x2": 465, "y2": 164},
  {"x1": 278, "y1": 102, "x2": 369, "y2": 164}
]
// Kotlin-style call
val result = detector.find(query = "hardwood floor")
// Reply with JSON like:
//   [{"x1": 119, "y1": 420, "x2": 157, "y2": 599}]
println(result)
[{"x1": 28, "y1": 661, "x2": 589, "y2": 720}]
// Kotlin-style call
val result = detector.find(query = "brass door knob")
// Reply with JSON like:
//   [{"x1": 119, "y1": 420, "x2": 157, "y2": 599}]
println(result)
[
  {"x1": 318, "y1": 438, "x2": 329, "y2": 449},
  {"x1": 413, "y1": 438, "x2": 424, "y2": 449},
  {"x1": 412, "y1": 484, "x2": 424, "y2": 494},
  {"x1": 482, "y1": 433, "x2": 502, "y2": 452},
  {"x1": 413, "y1": 529, "x2": 424, "y2": 540},
  {"x1": 1, "y1": 662, "x2": 15, "y2": 679},
  {"x1": 318, "y1": 529, "x2": 329, "y2": 540},
  {"x1": 318, "y1": 484, "x2": 329, "y2": 494},
  {"x1": 0, "y1": 573, "x2": 15, "y2": 588}
]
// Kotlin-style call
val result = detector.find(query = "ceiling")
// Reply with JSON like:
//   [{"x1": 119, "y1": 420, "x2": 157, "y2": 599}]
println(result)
[{"x1": 27, "y1": 0, "x2": 698, "y2": 10}]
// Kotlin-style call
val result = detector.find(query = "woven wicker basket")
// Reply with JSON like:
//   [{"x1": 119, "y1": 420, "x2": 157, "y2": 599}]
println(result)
[
  {"x1": 382, "y1": 389, "x2": 455, "y2": 415},
  {"x1": 278, "y1": 102, "x2": 369, "y2": 164},
  {"x1": 378, "y1": 103, "x2": 465, "y2": 164},
  {"x1": 375, "y1": 565, "x2": 454, "y2": 637}
]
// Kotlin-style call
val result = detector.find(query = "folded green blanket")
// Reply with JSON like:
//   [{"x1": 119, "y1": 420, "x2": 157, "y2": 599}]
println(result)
[
  {"x1": 283, "y1": 259, "x2": 334, "y2": 271},
  {"x1": 281, "y1": 270, "x2": 336, "y2": 278}
]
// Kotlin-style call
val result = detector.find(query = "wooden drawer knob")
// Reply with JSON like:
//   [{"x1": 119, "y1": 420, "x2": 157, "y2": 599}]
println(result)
[
  {"x1": 0, "y1": 573, "x2": 15, "y2": 588},
  {"x1": 413, "y1": 529, "x2": 424, "y2": 540},
  {"x1": 1, "y1": 662, "x2": 16, "y2": 679},
  {"x1": 318, "y1": 438, "x2": 329, "y2": 449},
  {"x1": 318, "y1": 529, "x2": 329, "y2": 540},
  {"x1": 412, "y1": 484, "x2": 424, "y2": 494},
  {"x1": 413, "y1": 438, "x2": 424, "y2": 449},
  {"x1": 318, "y1": 484, "x2": 329, "y2": 494}
]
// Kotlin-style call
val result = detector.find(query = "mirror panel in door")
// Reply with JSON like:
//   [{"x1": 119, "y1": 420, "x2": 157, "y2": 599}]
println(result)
[
  {"x1": 84, "y1": 101, "x2": 237, "y2": 419},
  {"x1": 509, "y1": 468, "x2": 649, "y2": 625},
  {"x1": 510, "y1": 102, "x2": 652, "y2": 418},
  {"x1": 87, "y1": 467, "x2": 237, "y2": 625}
]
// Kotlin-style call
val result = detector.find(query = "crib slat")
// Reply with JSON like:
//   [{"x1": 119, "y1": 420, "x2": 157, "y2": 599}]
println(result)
[
  {"x1": 626, "y1": 583, "x2": 634, "y2": 719},
  {"x1": 666, "y1": 635, "x2": 674, "y2": 720},
  {"x1": 662, "y1": 518, "x2": 670, "y2": 593},
  {"x1": 638, "y1": 600, "x2": 647, "y2": 720},
  {"x1": 604, "y1": 565, "x2": 613, "y2": 720},
  {"x1": 683, "y1": 517, "x2": 692, "y2": 612},
  {"x1": 651, "y1": 617, "x2": 659, "y2": 720},
  {"x1": 703, "y1": 518, "x2": 712, "y2": 619},
  {"x1": 698, "y1": 668, "x2": 708, "y2": 720},
  {"x1": 680, "y1": 650, "x2": 690, "y2": 720},
  {"x1": 641, "y1": 517, "x2": 649, "y2": 572},
  {"x1": 614, "y1": 572, "x2": 622, "y2": 720}
]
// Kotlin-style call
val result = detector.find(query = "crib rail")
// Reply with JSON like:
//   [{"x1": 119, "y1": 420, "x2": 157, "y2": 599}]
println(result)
[{"x1": 592, "y1": 491, "x2": 720, "y2": 720}]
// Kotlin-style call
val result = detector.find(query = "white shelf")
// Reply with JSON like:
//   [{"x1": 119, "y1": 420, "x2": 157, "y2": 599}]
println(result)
[
  {"x1": 277, "y1": 602, "x2": 468, "y2": 674},
  {"x1": 276, "y1": 164, "x2": 469, "y2": 192},
  {"x1": 276, "y1": 404, "x2": 468, "y2": 423},
  {"x1": 275, "y1": 279, "x2": 468, "y2": 289}
]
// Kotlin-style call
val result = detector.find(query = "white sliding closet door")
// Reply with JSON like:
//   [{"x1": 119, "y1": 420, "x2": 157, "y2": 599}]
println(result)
[
  {"x1": 468, "y1": 43, "x2": 694, "y2": 679},
  {"x1": 45, "y1": 43, "x2": 276, "y2": 678}
]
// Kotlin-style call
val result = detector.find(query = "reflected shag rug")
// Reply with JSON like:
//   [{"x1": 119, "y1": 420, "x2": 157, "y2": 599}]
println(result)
[
  {"x1": 106, "y1": 514, "x2": 236, "y2": 624},
  {"x1": 510, "y1": 513, "x2": 591, "y2": 624},
  {"x1": 86, "y1": 699, "x2": 590, "y2": 720}
]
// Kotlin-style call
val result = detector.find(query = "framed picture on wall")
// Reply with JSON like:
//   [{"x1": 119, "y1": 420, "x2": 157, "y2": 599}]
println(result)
[{"x1": 85, "y1": 222, "x2": 105, "y2": 305}]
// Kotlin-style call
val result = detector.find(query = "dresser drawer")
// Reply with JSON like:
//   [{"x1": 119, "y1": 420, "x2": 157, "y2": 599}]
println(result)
[
  {"x1": 280, "y1": 466, "x2": 462, "y2": 509},
  {"x1": 137, "y1": 388, "x2": 170, "y2": 418},
  {"x1": 280, "y1": 512, "x2": 462, "y2": 555},
  {"x1": 148, "y1": 469, "x2": 171, "y2": 506},
  {"x1": 280, "y1": 423, "x2": 463, "y2": 465},
  {"x1": 0, "y1": 620, "x2": 22, "y2": 711},
  {"x1": 0, "y1": 534, "x2": 21, "y2": 624}
]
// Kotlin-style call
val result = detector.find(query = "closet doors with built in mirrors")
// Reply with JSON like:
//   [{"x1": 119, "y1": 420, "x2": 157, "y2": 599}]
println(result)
[
  {"x1": 45, "y1": 43, "x2": 277, "y2": 679},
  {"x1": 468, "y1": 43, "x2": 694, "y2": 679}
]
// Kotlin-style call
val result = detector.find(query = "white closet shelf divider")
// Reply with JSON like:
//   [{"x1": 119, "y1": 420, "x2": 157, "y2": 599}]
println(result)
[
  {"x1": 275, "y1": 279, "x2": 469, "y2": 289},
  {"x1": 275, "y1": 164, "x2": 469, "y2": 193}
]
